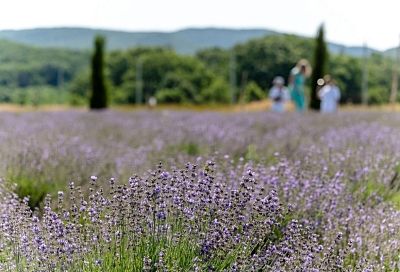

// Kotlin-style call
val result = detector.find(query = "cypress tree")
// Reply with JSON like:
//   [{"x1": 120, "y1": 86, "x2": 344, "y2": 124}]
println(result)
[
  {"x1": 310, "y1": 24, "x2": 329, "y2": 110},
  {"x1": 90, "y1": 35, "x2": 108, "y2": 109}
]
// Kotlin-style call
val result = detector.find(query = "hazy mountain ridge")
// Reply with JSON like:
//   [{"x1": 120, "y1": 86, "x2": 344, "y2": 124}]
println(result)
[
  {"x1": 0, "y1": 27, "x2": 276, "y2": 54},
  {"x1": 0, "y1": 27, "x2": 387, "y2": 56}
]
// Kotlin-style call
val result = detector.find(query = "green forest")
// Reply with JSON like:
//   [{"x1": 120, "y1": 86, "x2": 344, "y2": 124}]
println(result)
[{"x1": 0, "y1": 33, "x2": 395, "y2": 106}]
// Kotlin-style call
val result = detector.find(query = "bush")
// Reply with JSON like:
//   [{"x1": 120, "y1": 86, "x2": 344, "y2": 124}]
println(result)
[
  {"x1": 0, "y1": 86, "x2": 67, "y2": 105},
  {"x1": 156, "y1": 88, "x2": 186, "y2": 104},
  {"x1": 200, "y1": 77, "x2": 231, "y2": 104},
  {"x1": 161, "y1": 72, "x2": 198, "y2": 102},
  {"x1": 368, "y1": 87, "x2": 389, "y2": 105},
  {"x1": 242, "y1": 81, "x2": 266, "y2": 103},
  {"x1": 111, "y1": 86, "x2": 132, "y2": 104},
  {"x1": 68, "y1": 69, "x2": 90, "y2": 105}
]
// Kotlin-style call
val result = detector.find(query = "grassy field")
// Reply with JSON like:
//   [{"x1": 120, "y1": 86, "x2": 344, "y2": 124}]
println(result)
[{"x1": 0, "y1": 109, "x2": 398, "y2": 271}]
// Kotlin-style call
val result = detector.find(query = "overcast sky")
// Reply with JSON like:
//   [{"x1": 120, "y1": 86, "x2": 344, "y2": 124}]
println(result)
[{"x1": 0, "y1": 0, "x2": 399, "y2": 50}]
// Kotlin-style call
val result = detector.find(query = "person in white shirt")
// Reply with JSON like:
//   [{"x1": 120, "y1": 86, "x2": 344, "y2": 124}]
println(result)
[
  {"x1": 269, "y1": 76, "x2": 290, "y2": 113},
  {"x1": 318, "y1": 75, "x2": 341, "y2": 113}
]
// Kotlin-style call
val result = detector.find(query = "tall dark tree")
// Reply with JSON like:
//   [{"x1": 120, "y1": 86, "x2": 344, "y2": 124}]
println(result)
[
  {"x1": 90, "y1": 36, "x2": 108, "y2": 109},
  {"x1": 310, "y1": 25, "x2": 329, "y2": 110}
]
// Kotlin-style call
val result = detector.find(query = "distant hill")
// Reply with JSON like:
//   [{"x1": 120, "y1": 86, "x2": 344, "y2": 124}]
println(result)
[
  {"x1": 0, "y1": 27, "x2": 380, "y2": 56},
  {"x1": 0, "y1": 27, "x2": 277, "y2": 54},
  {"x1": 383, "y1": 47, "x2": 400, "y2": 58},
  {"x1": 328, "y1": 43, "x2": 379, "y2": 57}
]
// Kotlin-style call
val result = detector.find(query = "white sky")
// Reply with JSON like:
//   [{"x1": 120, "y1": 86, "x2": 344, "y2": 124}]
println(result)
[{"x1": 0, "y1": 0, "x2": 399, "y2": 50}]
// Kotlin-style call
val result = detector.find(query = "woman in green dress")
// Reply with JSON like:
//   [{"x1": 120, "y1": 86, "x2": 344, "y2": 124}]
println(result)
[{"x1": 289, "y1": 59, "x2": 311, "y2": 112}]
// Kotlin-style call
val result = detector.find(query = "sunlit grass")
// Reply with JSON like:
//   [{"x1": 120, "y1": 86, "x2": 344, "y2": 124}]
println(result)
[{"x1": 2, "y1": 100, "x2": 400, "y2": 113}]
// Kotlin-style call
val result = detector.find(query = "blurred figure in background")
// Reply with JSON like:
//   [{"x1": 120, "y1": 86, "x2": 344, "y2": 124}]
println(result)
[
  {"x1": 269, "y1": 76, "x2": 290, "y2": 112},
  {"x1": 318, "y1": 75, "x2": 341, "y2": 113},
  {"x1": 289, "y1": 59, "x2": 312, "y2": 112},
  {"x1": 148, "y1": 96, "x2": 157, "y2": 108}
]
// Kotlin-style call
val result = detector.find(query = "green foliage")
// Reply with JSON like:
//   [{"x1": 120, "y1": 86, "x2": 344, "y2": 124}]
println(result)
[
  {"x1": 0, "y1": 32, "x2": 395, "y2": 106},
  {"x1": 156, "y1": 88, "x2": 186, "y2": 104},
  {"x1": 181, "y1": 142, "x2": 201, "y2": 156},
  {"x1": 66, "y1": 224, "x2": 242, "y2": 271},
  {"x1": 367, "y1": 53, "x2": 392, "y2": 103},
  {"x1": 368, "y1": 87, "x2": 389, "y2": 105},
  {"x1": 161, "y1": 72, "x2": 198, "y2": 102},
  {"x1": 329, "y1": 55, "x2": 362, "y2": 103},
  {"x1": 90, "y1": 36, "x2": 108, "y2": 109},
  {"x1": 166, "y1": 142, "x2": 203, "y2": 156},
  {"x1": 110, "y1": 86, "x2": 132, "y2": 104},
  {"x1": 11, "y1": 175, "x2": 53, "y2": 210},
  {"x1": 0, "y1": 40, "x2": 88, "y2": 105},
  {"x1": 200, "y1": 77, "x2": 231, "y2": 104},
  {"x1": 108, "y1": 47, "x2": 215, "y2": 104},
  {"x1": 233, "y1": 34, "x2": 313, "y2": 91},
  {"x1": 0, "y1": 39, "x2": 88, "y2": 89},
  {"x1": 350, "y1": 164, "x2": 400, "y2": 209},
  {"x1": 196, "y1": 47, "x2": 230, "y2": 78},
  {"x1": 245, "y1": 144, "x2": 259, "y2": 162},
  {"x1": 68, "y1": 69, "x2": 91, "y2": 105},
  {"x1": 390, "y1": 193, "x2": 400, "y2": 209},
  {"x1": 357, "y1": 180, "x2": 400, "y2": 209},
  {"x1": 241, "y1": 81, "x2": 265, "y2": 103},
  {"x1": 0, "y1": 86, "x2": 67, "y2": 105},
  {"x1": 310, "y1": 24, "x2": 329, "y2": 110}
]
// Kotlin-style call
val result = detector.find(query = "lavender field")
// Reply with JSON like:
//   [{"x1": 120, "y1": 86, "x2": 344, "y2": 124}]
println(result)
[{"x1": 0, "y1": 110, "x2": 399, "y2": 271}]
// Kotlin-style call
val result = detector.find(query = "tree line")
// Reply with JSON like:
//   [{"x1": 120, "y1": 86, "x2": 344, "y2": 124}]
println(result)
[
  {"x1": 87, "y1": 32, "x2": 395, "y2": 108},
  {"x1": 0, "y1": 33, "x2": 394, "y2": 106}
]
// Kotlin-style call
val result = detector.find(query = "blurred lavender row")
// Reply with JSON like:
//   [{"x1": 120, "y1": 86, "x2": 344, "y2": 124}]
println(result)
[{"x1": 0, "y1": 110, "x2": 398, "y2": 271}]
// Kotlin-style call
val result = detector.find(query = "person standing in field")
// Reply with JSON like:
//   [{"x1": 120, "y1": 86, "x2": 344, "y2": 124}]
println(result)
[
  {"x1": 289, "y1": 59, "x2": 312, "y2": 112},
  {"x1": 318, "y1": 75, "x2": 341, "y2": 113},
  {"x1": 269, "y1": 76, "x2": 290, "y2": 112}
]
